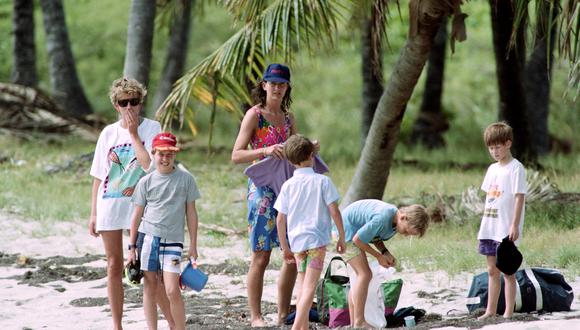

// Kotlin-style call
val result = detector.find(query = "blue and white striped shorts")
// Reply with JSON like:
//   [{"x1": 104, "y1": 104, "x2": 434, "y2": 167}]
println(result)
[{"x1": 136, "y1": 232, "x2": 183, "y2": 274}]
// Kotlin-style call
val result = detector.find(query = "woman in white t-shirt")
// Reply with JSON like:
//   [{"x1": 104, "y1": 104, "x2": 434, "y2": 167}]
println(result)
[{"x1": 88, "y1": 78, "x2": 173, "y2": 329}]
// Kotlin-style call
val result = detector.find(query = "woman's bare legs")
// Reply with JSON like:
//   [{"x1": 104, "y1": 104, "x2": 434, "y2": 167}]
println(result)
[
  {"x1": 102, "y1": 230, "x2": 125, "y2": 330},
  {"x1": 277, "y1": 260, "x2": 297, "y2": 325},
  {"x1": 247, "y1": 250, "x2": 272, "y2": 327}
]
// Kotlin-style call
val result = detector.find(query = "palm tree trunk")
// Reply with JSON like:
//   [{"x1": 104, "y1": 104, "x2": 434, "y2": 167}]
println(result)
[
  {"x1": 123, "y1": 0, "x2": 156, "y2": 88},
  {"x1": 360, "y1": 16, "x2": 384, "y2": 150},
  {"x1": 410, "y1": 16, "x2": 448, "y2": 149},
  {"x1": 489, "y1": 0, "x2": 536, "y2": 164},
  {"x1": 11, "y1": 0, "x2": 38, "y2": 87},
  {"x1": 342, "y1": 2, "x2": 450, "y2": 206},
  {"x1": 152, "y1": 0, "x2": 193, "y2": 114},
  {"x1": 524, "y1": 1, "x2": 558, "y2": 155},
  {"x1": 40, "y1": 0, "x2": 92, "y2": 117}
]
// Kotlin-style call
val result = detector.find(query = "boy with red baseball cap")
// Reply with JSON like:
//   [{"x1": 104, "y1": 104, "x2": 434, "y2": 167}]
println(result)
[{"x1": 127, "y1": 132, "x2": 201, "y2": 330}]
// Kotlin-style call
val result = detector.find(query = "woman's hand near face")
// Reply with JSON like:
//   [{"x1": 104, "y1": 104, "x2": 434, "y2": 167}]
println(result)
[{"x1": 124, "y1": 108, "x2": 139, "y2": 135}]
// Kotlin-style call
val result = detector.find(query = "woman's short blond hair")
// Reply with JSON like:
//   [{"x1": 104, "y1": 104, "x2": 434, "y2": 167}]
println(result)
[
  {"x1": 401, "y1": 204, "x2": 429, "y2": 237},
  {"x1": 109, "y1": 77, "x2": 147, "y2": 106}
]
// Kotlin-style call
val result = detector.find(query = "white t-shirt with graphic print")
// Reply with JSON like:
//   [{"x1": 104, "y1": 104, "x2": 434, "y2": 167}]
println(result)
[
  {"x1": 477, "y1": 158, "x2": 527, "y2": 246},
  {"x1": 90, "y1": 119, "x2": 161, "y2": 231}
]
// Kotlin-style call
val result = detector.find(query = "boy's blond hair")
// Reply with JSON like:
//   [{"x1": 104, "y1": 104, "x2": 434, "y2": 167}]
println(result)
[
  {"x1": 401, "y1": 204, "x2": 429, "y2": 237},
  {"x1": 484, "y1": 122, "x2": 513, "y2": 146},
  {"x1": 109, "y1": 77, "x2": 147, "y2": 106},
  {"x1": 284, "y1": 134, "x2": 314, "y2": 165}
]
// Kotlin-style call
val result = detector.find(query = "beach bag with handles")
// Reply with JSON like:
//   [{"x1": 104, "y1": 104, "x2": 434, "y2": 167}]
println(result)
[
  {"x1": 316, "y1": 256, "x2": 350, "y2": 327},
  {"x1": 466, "y1": 267, "x2": 573, "y2": 314}
]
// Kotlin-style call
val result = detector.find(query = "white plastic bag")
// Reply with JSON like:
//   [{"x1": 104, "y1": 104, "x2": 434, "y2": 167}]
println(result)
[{"x1": 348, "y1": 262, "x2": 395, "y2": 328}]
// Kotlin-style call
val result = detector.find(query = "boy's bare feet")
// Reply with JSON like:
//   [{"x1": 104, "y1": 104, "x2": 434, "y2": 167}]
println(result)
[
  {"x1": 477, "y1": 313, "x2": 495, "y2": 320},
  {"x1": 277, "y1": 315, "x2": 287, "y2": 326},
  {"x1": 502, "y1": 312, "x2": 513, "y2": 319},
  {"x1": 250, "y1": 318, "x2": 268, "y2": 327},
  {"x1": 352, "y1": 321, "x2": 375, "y2": 329}
]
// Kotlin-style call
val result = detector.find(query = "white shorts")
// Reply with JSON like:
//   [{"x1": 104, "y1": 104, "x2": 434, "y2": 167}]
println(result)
[{"x1": 137, "y1": 232, "x2": 183, "y2": 274}]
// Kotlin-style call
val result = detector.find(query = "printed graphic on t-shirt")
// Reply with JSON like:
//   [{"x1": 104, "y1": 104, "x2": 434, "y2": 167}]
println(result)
[
  {"x1": 483, "y1": 183, "x2": 501, "y2": 218},
  {"x1": 103, "y1": 143, "x2": 145, "y2": 199}
]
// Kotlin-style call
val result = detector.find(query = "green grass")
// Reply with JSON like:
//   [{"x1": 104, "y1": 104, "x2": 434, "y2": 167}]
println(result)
[{"x1": 1, "y1": 135, "x2": 578, "y2": 277}]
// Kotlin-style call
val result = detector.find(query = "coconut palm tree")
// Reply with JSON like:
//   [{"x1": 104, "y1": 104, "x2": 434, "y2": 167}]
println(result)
[
  {"x1": 11, "y1": 0, "x2": 37, "y2": 87},
  {"x1": 410, "y1": 17, "x2": 449, "y2": 149},
  {"x1": 524, "y1": 1, "x2": 559, "y2": 155},
  {"x1": 123, "y1": 0, "x2": 157, "y2": 88},
  {"x1": 39, "y1": 0, "x2": 92, "y2": 117},
  {"x1": 152, "y1": 0, "x2": 194, "y2": 115},
  {"x1": 341, "y1": 0, "x2": 465, "y2": 205}
]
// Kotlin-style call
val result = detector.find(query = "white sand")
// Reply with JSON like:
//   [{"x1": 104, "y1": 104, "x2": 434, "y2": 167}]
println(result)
[{"x1": 0, "y1": 211, "x2": 578, "y2": 329}]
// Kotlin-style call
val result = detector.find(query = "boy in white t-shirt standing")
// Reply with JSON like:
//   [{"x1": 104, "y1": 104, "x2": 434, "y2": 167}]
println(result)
[
  {"x1": 274, "y1": 135, "x2": 346, "y2": 330},
  {"x1": 477, "y1": 122, "x2": 527, "y2": 320},
  {"x1": 126, "y1": 132, "x2": 201, "y2": 330}
]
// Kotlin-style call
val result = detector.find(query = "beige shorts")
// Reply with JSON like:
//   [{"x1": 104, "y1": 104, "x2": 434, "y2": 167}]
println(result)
[{"x1": 331, "y1": 237, "x2": 363, "y2": 262}]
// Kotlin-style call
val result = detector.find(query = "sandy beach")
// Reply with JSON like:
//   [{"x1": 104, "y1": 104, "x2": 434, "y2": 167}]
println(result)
[{"x1": 1, "y1": 211, "x2": 578, "y2": 329}]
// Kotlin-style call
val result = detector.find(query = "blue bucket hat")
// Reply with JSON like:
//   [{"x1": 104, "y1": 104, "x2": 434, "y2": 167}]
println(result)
[{"x1": 262, "y1": 63, "x2": 291, "y2": 84}]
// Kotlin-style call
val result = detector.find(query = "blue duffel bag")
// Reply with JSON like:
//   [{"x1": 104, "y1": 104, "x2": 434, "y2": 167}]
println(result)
[{"x1": 466, "y1": 267, "x2": 574, "y2": 314}]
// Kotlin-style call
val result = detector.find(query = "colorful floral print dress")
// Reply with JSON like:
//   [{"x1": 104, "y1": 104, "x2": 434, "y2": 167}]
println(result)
[{"x1": 247, "y1": 105, "x2": 291, "y2": 251}]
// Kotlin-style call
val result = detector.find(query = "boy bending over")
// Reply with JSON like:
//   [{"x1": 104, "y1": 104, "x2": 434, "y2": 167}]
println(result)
[{"x1": 340, "y1": 199, "x2": 429, "y2": 329}]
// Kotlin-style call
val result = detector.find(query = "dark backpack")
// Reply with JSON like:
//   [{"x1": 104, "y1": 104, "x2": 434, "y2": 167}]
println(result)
[{"x1": 466, "y1": 267, "x2": 574, "y2": 314}]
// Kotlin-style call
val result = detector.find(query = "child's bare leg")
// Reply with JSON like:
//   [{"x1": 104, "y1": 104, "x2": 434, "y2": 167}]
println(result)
[
  {"x1": 503, "y1": 273, "x2": 516, "y2": 318},
  {"x1": 277, "y1": 259, "x2": 297, "y2": 325},
  {"x1": 293, "y1": 271, "x2": 305, "y2": 311},
  {"x1": 156, "y1": 280, "x2": 176, "y2": 329},
  {"x1": 247, "y1": 250, "x2": 271, "y2": 327},
  {"x1": 292, "y1": 250, "x2": 325, "y2": 330},
  {"x1": 101, "y1": 230, "x2": 124, "y2": 330},
  {"x1": 164, "y1": 272, "x2": 185, "y2": 330},
  {"x1": 143, "y1": 272, "x2": 159, "y2": 329},
  {"x1": 348, "y1": 253, "x2": 374, "y2": 329},
  {"x1": 348, "y1": 283, "x2": 355, "y2": 326},
  {"x1": 479, "y1": 256, "x2": 500, "y2": 320}
]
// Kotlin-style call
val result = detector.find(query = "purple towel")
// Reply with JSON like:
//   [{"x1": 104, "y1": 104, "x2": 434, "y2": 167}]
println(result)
[{"x1": 243, "y1": 155, "x2": 329, "y2": 195}]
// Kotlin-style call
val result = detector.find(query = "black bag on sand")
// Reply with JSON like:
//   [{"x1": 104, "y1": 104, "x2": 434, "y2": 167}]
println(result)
[
  {"x1": 385, "y1": 306, "x2": 426, "y2": 327},
  {"x1": 466, "y1": 267, "x2": 574, "y2": 314}
]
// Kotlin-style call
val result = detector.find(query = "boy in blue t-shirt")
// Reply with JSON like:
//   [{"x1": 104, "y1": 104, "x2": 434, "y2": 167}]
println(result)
[
  {"x1": 341, "y1": 199, "x2": 429, "y2": 329},
  {"x1": 274, "y1": 134, "x2": 346, "y2": 330}
]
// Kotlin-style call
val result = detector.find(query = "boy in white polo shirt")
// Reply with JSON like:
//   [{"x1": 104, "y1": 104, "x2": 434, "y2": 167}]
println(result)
[{"x1": 274, "y1": 134, "x2": 346, "y2": 330}]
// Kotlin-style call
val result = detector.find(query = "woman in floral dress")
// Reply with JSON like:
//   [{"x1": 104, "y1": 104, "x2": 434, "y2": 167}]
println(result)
[{"x1": 232, "y1": 64, "x2": 302, "y2": 327}]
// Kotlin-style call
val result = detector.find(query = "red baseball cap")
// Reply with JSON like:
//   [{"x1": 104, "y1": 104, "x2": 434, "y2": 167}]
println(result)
[{"x1": 152, "y1": 132, "x2": 180, "y2": 151}]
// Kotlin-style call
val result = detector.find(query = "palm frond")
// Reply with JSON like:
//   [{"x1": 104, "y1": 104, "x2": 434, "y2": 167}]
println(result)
[
  {"x1": 156, "y1": 0, "x2": 345, "y2": 130},
  {"x1": 223, "y1": 0, "x2": 268, "y2": 24},
  {"x1": 155, "y1": 0, "x2": 210, "y2": 32},
  {"x1": 559, "y1": 0, "x2": 579, "y2": 63}
]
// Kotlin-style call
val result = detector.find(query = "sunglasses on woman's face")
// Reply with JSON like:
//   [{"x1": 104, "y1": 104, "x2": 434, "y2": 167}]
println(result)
[{"x1": 117, "y1": 98, "x2": 141, "y2": 107}]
